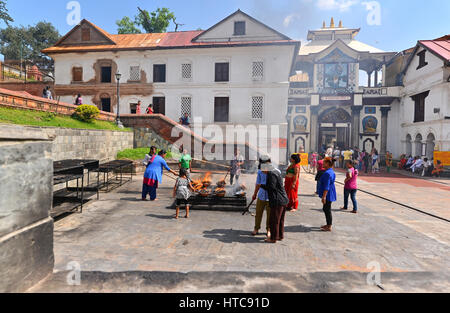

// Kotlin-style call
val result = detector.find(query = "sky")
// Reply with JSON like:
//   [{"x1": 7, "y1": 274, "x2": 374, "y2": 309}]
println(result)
[{"x1": 3, "y1": 0, "x2": 450, "y2": 52}]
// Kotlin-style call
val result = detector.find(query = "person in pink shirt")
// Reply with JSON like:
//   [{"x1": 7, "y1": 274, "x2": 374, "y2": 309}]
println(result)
[{"x1": 340, "y1": 160, "x2": 358, "y2": 214}]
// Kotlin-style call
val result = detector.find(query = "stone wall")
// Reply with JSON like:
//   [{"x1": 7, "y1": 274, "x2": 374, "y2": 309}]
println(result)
[
  {"x1": 0, "y1": 81, "x2": 53, "y2": 97},
  {"x1": 0, "y1": 87, "x2": 116, "y2": 121},
  {"x1": 0, "y1": 127, "x2": 54, "y2": 292},
  {"x1": 0, "y1": 124, "x2": 134, "y2": 162}
]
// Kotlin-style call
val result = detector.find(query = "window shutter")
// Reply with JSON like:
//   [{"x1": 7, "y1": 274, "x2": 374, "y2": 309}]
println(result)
[
  {"x1": 72, "y1": 67, "x2": 83, "y2": 82},
  {"x1": 182, "y1": 63, "x2": 192, "y2": 80},
  {"x1": 251, "y1": 96, "x2": 264, "y2": 119},
  {"x1": 129, "y1": 66, "x2": 140, "y2": 81},
  {"x1": 181, "y1": 97, "x2": 192, "y2": 117},
  {"x1": 252, "y1": 62, "x2": 264, "y2": 80}
]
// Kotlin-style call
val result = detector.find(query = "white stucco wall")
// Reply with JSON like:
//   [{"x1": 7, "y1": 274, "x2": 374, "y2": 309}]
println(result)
[{"x1": 390, "y1": 47, "x2": 450, "y2": 156}]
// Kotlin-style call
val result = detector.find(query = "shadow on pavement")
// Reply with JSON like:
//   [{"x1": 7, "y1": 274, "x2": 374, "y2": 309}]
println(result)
[
  {"x1": 203, "y1": 229, "x2": 265, "y2": 244},
  {"x1": 284, "y1": 225, "x2": 322, "y2": 233},
  {"x1": 146, "y1": 213, "x2": 175, "y2": 220}
]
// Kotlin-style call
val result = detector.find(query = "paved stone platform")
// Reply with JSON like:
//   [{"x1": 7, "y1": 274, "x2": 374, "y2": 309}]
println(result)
[{"x1": 29, "y1": 169, "x2": 450, "y2": 293}]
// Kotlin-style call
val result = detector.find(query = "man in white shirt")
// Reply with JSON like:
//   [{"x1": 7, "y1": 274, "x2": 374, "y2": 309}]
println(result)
[
  {"x1": 410, "y1": 157, "x2": 424, "y2": 173},
  {"x1": 333, "y1": 147, "x2": 341, "y2": 168}
]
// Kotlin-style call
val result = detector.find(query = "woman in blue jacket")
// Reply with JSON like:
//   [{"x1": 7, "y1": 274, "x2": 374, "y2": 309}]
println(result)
[
  {"x1": 142, "y1": 150, "x2": 177, "y2": 201},
  {"x1": 317, "y1": 157, "x2": 337, "y2": 232}
]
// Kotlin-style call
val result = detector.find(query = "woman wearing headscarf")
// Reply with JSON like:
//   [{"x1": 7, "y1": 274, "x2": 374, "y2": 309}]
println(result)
[
  {"x1": 285, "y1": 154, "x2": 301, "y2": 212},
  {"x1": 142, "y1": 150, "x2": 177, "y2": 201}
]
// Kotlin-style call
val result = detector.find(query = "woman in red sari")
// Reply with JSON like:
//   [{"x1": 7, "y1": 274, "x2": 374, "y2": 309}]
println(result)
[{"x1": 285, "y1": 154, "x2": 301, "y2": 212}]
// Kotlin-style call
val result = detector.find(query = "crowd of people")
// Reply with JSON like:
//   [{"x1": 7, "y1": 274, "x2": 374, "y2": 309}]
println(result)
[
  {"x1": 139, "y1": 142, "x2": 446, "y2": 244},
  {"x1": 311, "y1": 146, "x2": 381, "y2": 175},
  {"x1": 398, "y1": 154, "x2": 444, "y2": 177}
]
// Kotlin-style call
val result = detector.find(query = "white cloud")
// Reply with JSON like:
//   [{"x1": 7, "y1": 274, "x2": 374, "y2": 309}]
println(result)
[
  {"x1": 283, "y1": 14, "x2": 300, "y2": 28},
  {"x1": 316, "y1": 0, "x2": 360, "y2": 12}
]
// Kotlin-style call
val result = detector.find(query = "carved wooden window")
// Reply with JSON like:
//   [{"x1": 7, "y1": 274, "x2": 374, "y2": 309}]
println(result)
[
  {"x1": 251, "y1": 96, "x2": 264, "y2": 120},
  {"x1": 182, "y1": 63, "x2": 192, "y2": 80},
  {"x1": 215, "y1": 63, "x2": 229, "y2": 82},
  {"x1": 81, "y1": 28, "x2": 90, "y2": 41},
  {"x1": 129, "y1": 66, "x2": 140, "y2": 81},
  {"x1": 181, "y1": 97, "x2": 192, "y2": 117},
  {"x1": 72, "y1": 67, "x2": 83, "y2": 82},
  {"x1": 252, "y1": 61, "x2": 264, "y2": 80}
]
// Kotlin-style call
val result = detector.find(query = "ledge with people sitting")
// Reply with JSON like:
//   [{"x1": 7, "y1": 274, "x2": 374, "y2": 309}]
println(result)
[{"x1": 397, "y1": 154, "x2": 448, "y2": 178}]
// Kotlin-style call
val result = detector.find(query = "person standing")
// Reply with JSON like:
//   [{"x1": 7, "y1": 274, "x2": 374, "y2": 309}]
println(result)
[
  {"x1": 143, "y1": 146, "x2": 157, "y2": 167},
  {"x1": 173, "y1": 168, "x2": 194, "y2": 219},
  {"x1": 371, "y1": 149, "x2": 380, "y2": 174},
  {"x1": 363, "y1": 150, "x2": 370, "y2": 174},
  {"x1": 285, "y1": 154, "x2": 301, "y2": 212},
  {"x1": 230, "y1": 149, "x2": 244, "y2": 185},
  {"x1": 136, "y1": 101, "x2": 142, "y2": 114},
  {"x1": 74, "y1": 94, "x2": 83, "y2": 106},
  {"x1": 146, "y1": 105, "x2": 154, "y2": 114},
  {"x1": 317, "y1": 158, "x2": 337, "y2": 232},
  {"x1": 340, "y1": 160, "x2": 358, "y2": 214},
  {"x1": 142, "y1": 150, "x2": 178, "y2": 201},
  {"x1": 385, "y1": 151, "x2": 393, "y2": 173},
  {"x1": 343, "y1": 148, "x2": 353, "y2": 168},
  {"x1": 260, "y1": 162, "x2": 289, "y2": 244},
  {"x1": 251, "y1": 155, "x2": 273, "y2": 238},
  {"x1": 315, "y1": 154, "x2": 325, "y2": 195},
  {"x1": 310, "y1": 152, "x2": 318, "y2": 174},
  {"x1": 333, "y1": 147, "x2": 341, "y2": 168},
  {"x1": 179, "y1": 149, "x2": 192, "y2": 179}
]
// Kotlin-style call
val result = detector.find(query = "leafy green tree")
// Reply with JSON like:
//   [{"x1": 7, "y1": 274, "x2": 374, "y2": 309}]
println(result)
[
  {"x1": 116, "y1": 16, "x2": 141, "y2": 34},
  {"x1": 0, "y1": 0, "x2": 13, "y2": 26},
  {"x1": 0, "y1": 21, "x2": 60, "y2": 72},
  {"x1": 116, "y1": 7, "x2": 175, "y2": 34}
]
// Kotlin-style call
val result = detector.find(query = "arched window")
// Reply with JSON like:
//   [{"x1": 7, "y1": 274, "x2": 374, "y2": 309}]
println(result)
[
  {"x1": 426, "y1": 133, "x2": 435, "y2": 159},
  {"x1": 405, "y1": 134, "x2": 412, "y2": 156},
  {"x1": 415, "y1": 134, "x2": 423, "y2": 156}
]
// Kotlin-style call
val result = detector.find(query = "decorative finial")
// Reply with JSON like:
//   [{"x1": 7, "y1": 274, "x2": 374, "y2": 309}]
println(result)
[
  {"x1": 339, "y1": 20, "x2": 343, "y2": 28},
  {"x1": 322, "y1": 21, "x2": 326, "y2": 28},
  {"x1": 330, "y1": 17, "x2": 335, "y2": 28}
]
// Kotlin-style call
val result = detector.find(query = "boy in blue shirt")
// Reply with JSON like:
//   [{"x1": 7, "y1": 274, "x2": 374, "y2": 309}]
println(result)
[{"x1": 318, "y1": 157, "x2": 337, "y2": 232}]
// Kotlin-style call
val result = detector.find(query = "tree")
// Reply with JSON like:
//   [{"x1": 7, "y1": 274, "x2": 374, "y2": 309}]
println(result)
[
  {"x1": 0, "y1": 21, "x2": 60, "y2": 72},
  {"x1": 116, "y1": 16, "x2": 141, "y2": 34},
  {"x1": 116, "y1": 7, "x2": 175, "y2": 34},
  {"x1": 0, "y1": 0, "x2": 13, "y2": 26}
]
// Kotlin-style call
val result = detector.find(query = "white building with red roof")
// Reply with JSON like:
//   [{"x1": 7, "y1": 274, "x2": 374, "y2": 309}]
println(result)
[
  {"x1": 43, "y1": 10, "x2": 300, "y2": 161},
  {"x1": 387, "y1": 35, "x2": 450, "y2": 158}
]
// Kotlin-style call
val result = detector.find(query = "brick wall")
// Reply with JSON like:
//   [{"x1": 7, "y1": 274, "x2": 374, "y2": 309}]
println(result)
[
  {"x1": 0, "y1": 82, "x2": 53, "y2": 97},
  {"x1": 0, "y1": 87, "x2": 116, "y2": 121}
]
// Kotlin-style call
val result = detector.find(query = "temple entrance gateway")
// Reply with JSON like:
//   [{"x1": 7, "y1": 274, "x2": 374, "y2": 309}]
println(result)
[{"x1": 318, "y1": 108, "x2": 352, "y2": 151}]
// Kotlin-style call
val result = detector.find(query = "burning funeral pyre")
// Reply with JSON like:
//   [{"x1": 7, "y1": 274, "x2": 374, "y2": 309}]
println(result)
[{"x1": 191, "y1": 172, "x2": 247, "y2": 198}]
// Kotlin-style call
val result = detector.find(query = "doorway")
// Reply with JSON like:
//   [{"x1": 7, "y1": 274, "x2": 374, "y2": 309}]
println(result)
[{"x1": 101, "y1": 97, "x2": 111, "y2": 112}]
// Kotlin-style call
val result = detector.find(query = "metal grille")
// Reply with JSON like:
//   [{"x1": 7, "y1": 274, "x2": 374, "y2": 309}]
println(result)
[
  {"x1": 252, "y1": 96, "x2": 264, "y2": 119},
  {"x1": 181, "y1": 97, "x2": 192, "y2": 117},
  {"x1": 252, "y1": 61, "x2": 264, "y2": 80},
  {"x1": 182, "y1": 63, "x2": 192, "y2": 79},
  {"x1": 129, "y1": 66, "x2": 140, "y2": 81}
]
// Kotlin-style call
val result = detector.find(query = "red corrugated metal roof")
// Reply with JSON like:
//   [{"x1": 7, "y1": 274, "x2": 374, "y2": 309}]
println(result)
[
  {"x1": 42, "y1": 20, "x2": 298, "y2": 54},
  {"x1": 419, "y1": 35, "x2": 450, "y2": 62}
]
